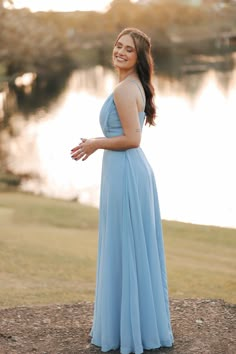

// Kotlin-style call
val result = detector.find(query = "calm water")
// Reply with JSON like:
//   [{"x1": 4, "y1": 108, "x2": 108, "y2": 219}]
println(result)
[{"x1": 2, "y1": 62, "x2": 236, "y2": 228}]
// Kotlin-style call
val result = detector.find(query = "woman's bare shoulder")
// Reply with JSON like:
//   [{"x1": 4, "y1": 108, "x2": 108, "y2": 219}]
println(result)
[{"x1": 113, "y1": 80, "x2": 138, "y2": 102}]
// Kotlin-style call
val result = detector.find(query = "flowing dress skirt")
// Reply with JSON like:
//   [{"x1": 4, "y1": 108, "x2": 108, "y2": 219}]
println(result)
[{"x1": 90, "y1": 147, "x2": 174, "y2": 354}]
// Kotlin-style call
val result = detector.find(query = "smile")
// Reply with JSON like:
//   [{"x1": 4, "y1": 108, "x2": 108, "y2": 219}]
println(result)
[{"x1": 115, "y1": 56, "x2": 127, "y2": 62}]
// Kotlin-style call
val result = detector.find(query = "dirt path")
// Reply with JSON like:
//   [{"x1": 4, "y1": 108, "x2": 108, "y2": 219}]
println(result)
[{"x1": 0, "y1": 299, "x2": 235, "y2": 354}]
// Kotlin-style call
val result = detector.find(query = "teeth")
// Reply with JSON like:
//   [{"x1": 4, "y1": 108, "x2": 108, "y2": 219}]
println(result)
[{"x1": 116, "y1": 57, "x2": 126, "y2": 62}]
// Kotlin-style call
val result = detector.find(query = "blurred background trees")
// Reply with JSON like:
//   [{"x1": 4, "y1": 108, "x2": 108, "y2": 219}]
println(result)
[
  {"x1": 0, "y1": 0, "x2": 235, "y2": 123},
  {"x1": 0, "y1": 0, "x2": 75, "y2": 78},
  {"x1": 0, "y1": 0, "x2": 236, "y2": 78}
]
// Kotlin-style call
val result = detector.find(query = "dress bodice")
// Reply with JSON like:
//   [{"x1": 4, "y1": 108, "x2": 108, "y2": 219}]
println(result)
[{"x1": 99, "y1": 94, "x2": 146, "y2": 138}]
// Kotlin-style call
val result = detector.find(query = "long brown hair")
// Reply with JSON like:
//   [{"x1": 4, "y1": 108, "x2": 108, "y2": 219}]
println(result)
[{"x1": 115, "y1": 27, "x2": 156, "y2": 126}]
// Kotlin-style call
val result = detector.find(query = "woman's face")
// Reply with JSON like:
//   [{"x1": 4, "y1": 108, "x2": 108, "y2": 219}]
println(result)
[{"x1": 113, "y1": 34, "x2": 138, "y2": 71}]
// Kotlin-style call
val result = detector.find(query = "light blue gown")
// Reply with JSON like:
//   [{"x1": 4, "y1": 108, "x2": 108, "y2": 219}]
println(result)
[{"x1": 90, "y1": 84, "x2": 174, "y2": 354}]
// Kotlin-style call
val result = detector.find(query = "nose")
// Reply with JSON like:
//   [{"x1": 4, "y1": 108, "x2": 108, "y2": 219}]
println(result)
[{"x1": 117, "y1": 47, "x2": 125, "y2": 56}]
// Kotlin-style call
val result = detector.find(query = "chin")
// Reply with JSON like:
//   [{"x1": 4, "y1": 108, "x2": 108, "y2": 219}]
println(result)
[
  {"x1": 113, "y1": 62, "x2": 124, "y2": 70},
  {"x1": 114, "y1": 60, "x2": 131, "y2": 70}
]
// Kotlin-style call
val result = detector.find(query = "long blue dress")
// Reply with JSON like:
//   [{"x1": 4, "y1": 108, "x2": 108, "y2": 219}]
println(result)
[{"x1": 90, "y1": 85, "x2": 174, "y2": 354}]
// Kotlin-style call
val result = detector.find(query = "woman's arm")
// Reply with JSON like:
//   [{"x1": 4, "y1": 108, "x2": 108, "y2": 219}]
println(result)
[{"x1": 71, "y1": 82, "x2": 142, "y2": 161}]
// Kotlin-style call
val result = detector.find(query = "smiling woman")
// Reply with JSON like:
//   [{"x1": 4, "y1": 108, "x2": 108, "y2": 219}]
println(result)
[
  {"x1": 71, "y1": 27, "x2": 174, "y2": 354},
  {"x1": 11, "y1": 0, "x2": 112, "y2": 12}
]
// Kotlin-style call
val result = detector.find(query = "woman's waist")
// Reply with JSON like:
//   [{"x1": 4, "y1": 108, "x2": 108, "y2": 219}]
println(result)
[
  {"x1": 103, "y1": 146, "x2": 143, "y2": 155},
  {"x1": 102, "y1": 147, "x2": 153, "y2": 176}
]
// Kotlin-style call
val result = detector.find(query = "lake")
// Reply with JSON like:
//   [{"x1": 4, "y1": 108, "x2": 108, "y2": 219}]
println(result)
[{"x1": 1, "y1": 61, "x2": 236, "y2": 228}]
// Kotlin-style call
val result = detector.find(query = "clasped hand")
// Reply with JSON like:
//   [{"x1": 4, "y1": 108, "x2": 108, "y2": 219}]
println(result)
[{"x1": 71, "y1": 138, "x2": 97, "y2": 161}]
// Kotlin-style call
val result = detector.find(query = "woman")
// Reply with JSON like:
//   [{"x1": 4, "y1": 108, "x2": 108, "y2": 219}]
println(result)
[{"x1": 71, "y1": 27, "x2": 174, "y2": 354}]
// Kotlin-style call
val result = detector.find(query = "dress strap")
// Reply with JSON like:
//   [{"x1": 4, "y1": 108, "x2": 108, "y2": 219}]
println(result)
[{"x1": 128, "y1": 80, "x2": 146, "y2": 106}]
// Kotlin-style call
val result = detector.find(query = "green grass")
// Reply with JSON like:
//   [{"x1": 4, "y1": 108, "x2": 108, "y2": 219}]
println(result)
[
  {"x1": 163, "y1": 221, "x2": 236, "y2": 301},
  {"x1": 0, "y1": 191, "x2": 235, "y2": 308}
]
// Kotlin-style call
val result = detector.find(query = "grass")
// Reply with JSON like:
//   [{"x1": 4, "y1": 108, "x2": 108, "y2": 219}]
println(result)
[
  {"x1": 163, "y1": 221, "x2": 236, "y2": 301},
  {"x1": 0, "y1": 191, "x2": 235, "y2": 308}
]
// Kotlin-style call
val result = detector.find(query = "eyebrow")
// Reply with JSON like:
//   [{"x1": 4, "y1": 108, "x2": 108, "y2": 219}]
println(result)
[{"x1": 116, "y1": 41, "x2": 135, "y2": 50}]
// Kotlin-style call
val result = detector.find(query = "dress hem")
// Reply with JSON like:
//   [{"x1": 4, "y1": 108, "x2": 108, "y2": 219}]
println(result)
[{"x1": 91, "y1": 339, "x2": 174, "y2": 354}]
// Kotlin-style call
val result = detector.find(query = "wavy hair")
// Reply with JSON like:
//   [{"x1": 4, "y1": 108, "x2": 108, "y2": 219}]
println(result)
[{"x1": 115, "y1": 27, "x2": 156, "y2": 126}]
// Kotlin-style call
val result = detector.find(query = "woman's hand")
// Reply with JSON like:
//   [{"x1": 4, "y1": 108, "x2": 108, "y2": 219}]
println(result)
[{"x1": 71, "y1": 138, "x2": 98, "y2": 161}]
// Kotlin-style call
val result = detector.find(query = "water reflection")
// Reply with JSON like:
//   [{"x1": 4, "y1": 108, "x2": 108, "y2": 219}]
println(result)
[{"x1": 1, "y1": 64, "x2": 236, "y2": 228}]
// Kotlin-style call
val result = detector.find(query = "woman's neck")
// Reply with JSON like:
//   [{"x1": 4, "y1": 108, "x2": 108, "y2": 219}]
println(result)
[{"x1": 118, "y1": 69, "x2": 138, "y2": 82}]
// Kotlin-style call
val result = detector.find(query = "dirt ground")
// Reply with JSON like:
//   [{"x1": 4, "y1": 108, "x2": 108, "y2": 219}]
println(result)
[{"x1": 0, "y1": 299, "x2": 235, "y2": 354}]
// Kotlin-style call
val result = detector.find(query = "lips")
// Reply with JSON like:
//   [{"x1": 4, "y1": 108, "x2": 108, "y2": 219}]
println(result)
[{"x1": 115, "y1": 56, "x2": 127, "y2": 62}]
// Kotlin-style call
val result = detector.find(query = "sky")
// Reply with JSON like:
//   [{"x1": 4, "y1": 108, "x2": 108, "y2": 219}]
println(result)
[{"x1": 10, "y1": 0, "x2": 137, "y2": 12}]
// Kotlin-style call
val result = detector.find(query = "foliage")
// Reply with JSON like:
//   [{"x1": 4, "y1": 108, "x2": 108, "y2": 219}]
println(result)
[
  {"x1": 0, "y1": 0, "x2": 236, "y2": 77},
  {"x1": 0, "y1": 6, "x2": 76, "y2": 77}
]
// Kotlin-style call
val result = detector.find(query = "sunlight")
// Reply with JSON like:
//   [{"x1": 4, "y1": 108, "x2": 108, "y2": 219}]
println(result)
[
  {"x1": 142, "y1": 70, "x2": 236, "y2": 228},
  {"x1": 11, "y1": 0, "x2": 112, "y2": 12},
  {"x1": 3, "y1": 68, "x2": 236, "y2": 228}
]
